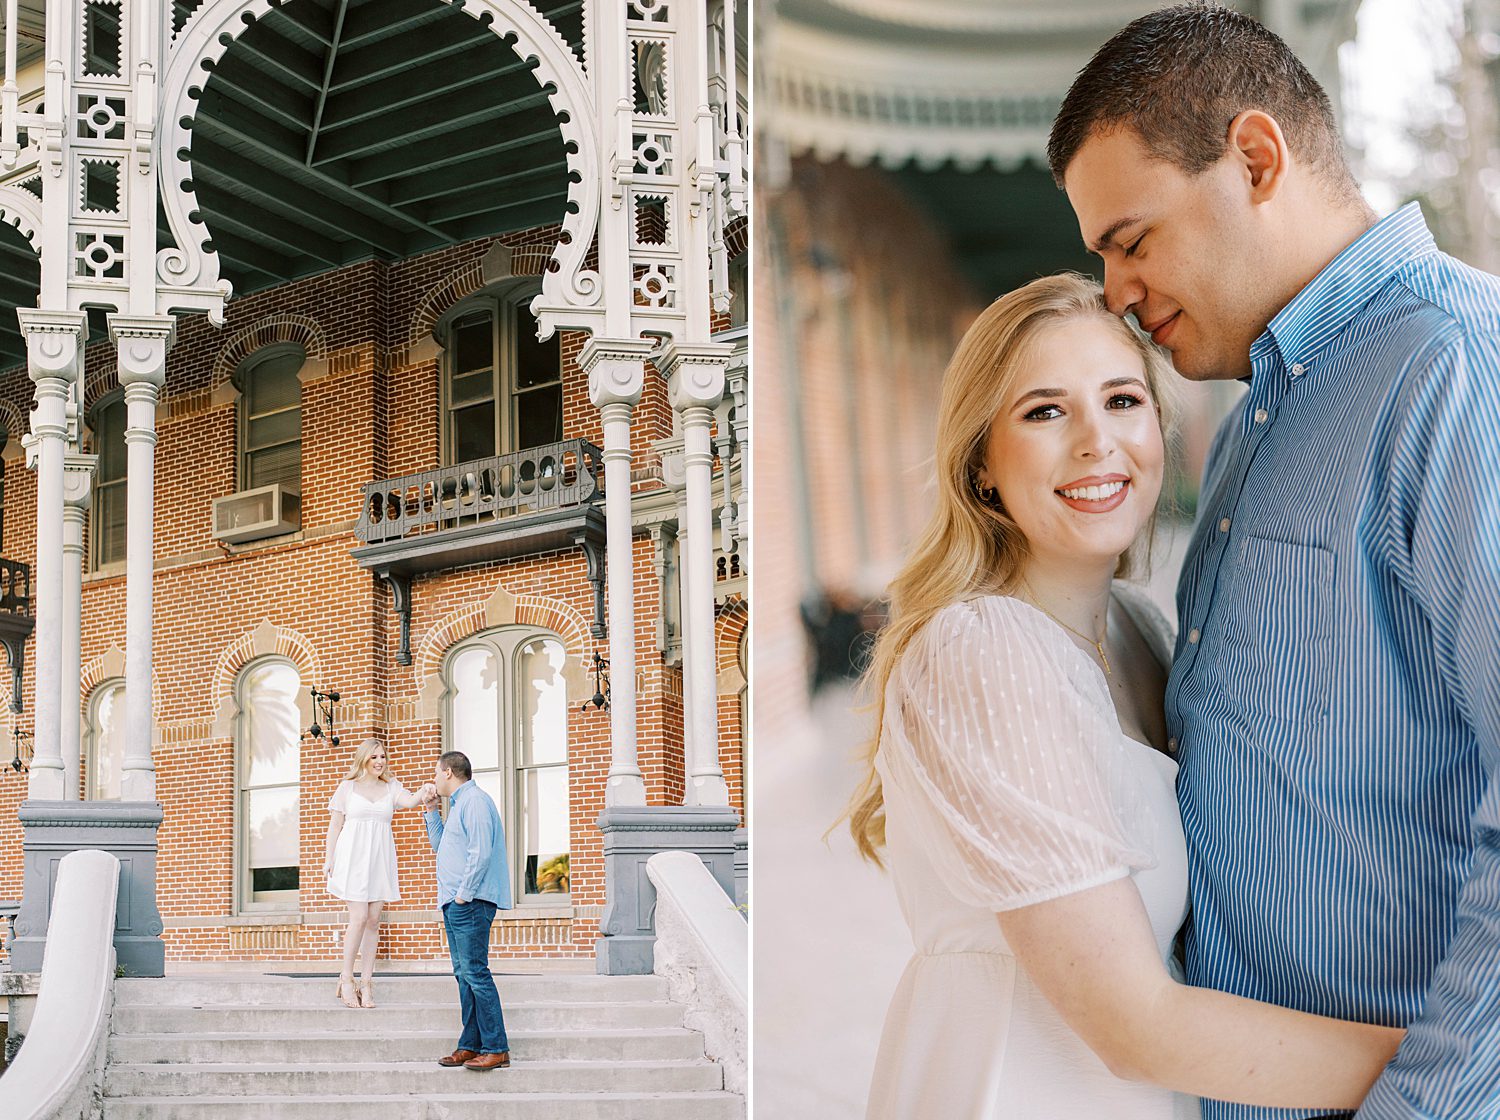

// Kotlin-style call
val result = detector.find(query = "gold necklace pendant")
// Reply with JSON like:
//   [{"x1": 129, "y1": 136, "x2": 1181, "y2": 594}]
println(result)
[{"x1": 1022, "y1": 580, "x2": 1111, "y2": 677}]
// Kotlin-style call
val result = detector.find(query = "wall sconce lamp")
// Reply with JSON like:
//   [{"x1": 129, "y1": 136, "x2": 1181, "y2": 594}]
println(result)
[
  {"x1": 307, "y1": 686, "x2": 341, "y2": 748},
  {"x1": 9, "y1": 726, "x2": 31, "y2": 774},
  {"x1": 581, "y1": 652, "x2": 610, "y2": 712}
]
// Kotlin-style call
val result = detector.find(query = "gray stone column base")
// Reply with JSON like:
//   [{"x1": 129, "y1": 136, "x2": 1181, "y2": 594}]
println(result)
[
  {"x1": 595, "y1": 805, "x2": 740, "y2": 975},
  {"x1": 733, "y1": 827, "x2": 748, "y2": 909},
  {"x1": 9, "y1": 800, "x2": 165, "y2": 976}
]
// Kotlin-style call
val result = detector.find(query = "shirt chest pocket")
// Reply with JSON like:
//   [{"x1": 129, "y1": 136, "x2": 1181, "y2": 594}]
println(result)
[{"x1": 1205, "y1": 535, "x2": 1335, "y2": 726}]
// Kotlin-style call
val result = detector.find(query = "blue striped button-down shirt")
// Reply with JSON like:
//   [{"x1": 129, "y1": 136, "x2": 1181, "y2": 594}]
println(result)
[{"x1": 1169, "y1": 202, "x2": 1500, "y2": 1120}]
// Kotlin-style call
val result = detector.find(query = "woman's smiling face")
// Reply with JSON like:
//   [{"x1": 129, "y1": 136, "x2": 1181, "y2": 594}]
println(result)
[
  {"x1": 978, "y1": 315, "x2": 1164, "y2": 572},
  {"x1": 366, "y1": 749, "x2": 386, "y2": 778}
]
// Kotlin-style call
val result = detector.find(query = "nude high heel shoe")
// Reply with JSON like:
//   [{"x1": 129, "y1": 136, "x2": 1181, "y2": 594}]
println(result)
[
  {"x1": 336, "y1": 974, "x2": 360, "y2": 1009},
  {"x1": 358, "y1": 977, "x2": 376, "y2": 1008}
]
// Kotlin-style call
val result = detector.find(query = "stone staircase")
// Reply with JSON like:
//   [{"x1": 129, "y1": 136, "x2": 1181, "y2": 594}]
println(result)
[{"x1": 101, "y1": 973, "x2": 742, "y2": 1119}]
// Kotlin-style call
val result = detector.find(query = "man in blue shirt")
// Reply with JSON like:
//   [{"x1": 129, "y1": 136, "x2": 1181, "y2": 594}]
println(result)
[
  {"x1": 421, "y1": 750, "x2": 513, "y2": 1071},
  {"x1": 1049, "y1": 5, "x2": 1500, "y2": 1118}
]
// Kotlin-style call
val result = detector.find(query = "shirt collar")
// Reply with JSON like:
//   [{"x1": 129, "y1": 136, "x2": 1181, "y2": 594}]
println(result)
[
  {"x1": 1250, "y1": 201, "x2": 1438, "y2": 378},
  {"x1": 449, "y1": 780, "x2": 472, "y2": 804}
]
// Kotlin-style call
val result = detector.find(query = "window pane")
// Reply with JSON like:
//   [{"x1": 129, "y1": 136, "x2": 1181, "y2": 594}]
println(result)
[
  {"x1": 473, "y1": 769, "x2": 506, "y2": 826},
  {"x1": 247, "y1": 352, "x2": 302, "y2": 414},
  {"x1": 450, "y1": 368, "x2": 493, "y2": 407},
  {"x1": 243, "y1": 661, "x2": 301, "y2": 787},
  {"x1": 451, "y1": 646, "x2": 500, "y2": 773},
  {"x1": 248, "y1": 443, "x2": 302, "y2": 492},
  {"x1": 453, "y1": 402, "x2": 496, "y2": 463},
  {"x1": 97, "y1": 481, "x2": 127, "y2": 566},
  {"x1": 514, "y1": 306, "x2": 560, "y2": 390},
  {"x1": 728, "y1": 252, "x2": 747, "y2": 330},
  {"x1": 515, "y1": 385, "x2": 562, "y2": 451},
  {"x1": 519, "y1": 638, "x2": 567, "y2": 766},
  {"x1": 247, "y1": 408, "x2": 300, "y2": 451},
  {"x1": 522, "y1": 766, "x2": 569, "y2": 896},
  {"x1": 97, "y1": 399, "x2": 126, "y2": 481},
  {"x1": 90, "y1": 681, "x2": 125, "y2": 800},
  {"x1": 246, "y1": 785, "x2": 299, "y2": 874},
  {"x1": 453, "y1": 314, "x2": 493, "y2": 375}
]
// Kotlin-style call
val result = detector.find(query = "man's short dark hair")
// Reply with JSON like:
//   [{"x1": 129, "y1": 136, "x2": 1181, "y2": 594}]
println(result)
[
  {"x1": 438, "y1": 751, "x2": 472, "y2": 781},
  {"x1": 1047, "y1": 2, "x2": 1354, "y2": 194}
]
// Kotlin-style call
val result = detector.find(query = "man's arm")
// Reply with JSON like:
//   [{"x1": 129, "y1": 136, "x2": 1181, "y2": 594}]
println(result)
[
  {"x1": 1358, "y1": 336, "x2": 1500, "y2": 1118},
  {"x1": 423, "y1": 794, "x2": 444, "y2": 854}
]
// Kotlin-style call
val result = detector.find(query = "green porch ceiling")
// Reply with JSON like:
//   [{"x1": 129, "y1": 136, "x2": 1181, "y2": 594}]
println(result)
[{"x1": 0, "y1": 0, "x2": 587, "y2": 367}]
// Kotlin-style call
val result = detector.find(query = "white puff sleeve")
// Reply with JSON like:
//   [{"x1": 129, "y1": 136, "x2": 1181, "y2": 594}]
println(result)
[
  {"x1": 327, "y1": 780, "x2": 350, "y2": 815},
  {"x1": 876, "y1": 596, "x2": 1156, "y2": 911},
  {"x1": 390, "y1": 777, "x2": 408, "y2": 801}
]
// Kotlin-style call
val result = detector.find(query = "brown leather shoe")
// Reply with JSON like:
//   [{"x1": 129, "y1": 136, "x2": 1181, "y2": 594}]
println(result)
[
  {"x1": 438, "y1": 1049, "x2": 479, "y2": 1068},
  {"x1": 463, "y1": 1052, "x2": 511, "y2": 1071}
]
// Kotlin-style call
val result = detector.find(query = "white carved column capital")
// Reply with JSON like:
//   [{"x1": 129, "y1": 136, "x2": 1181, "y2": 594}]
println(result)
[
  {"x1": 109, "y1": 314, "x2": 175, "y2": 389},
  {"x1": 581, "y1": 336, "x2": 655, "y2": 409},
  {"x1": 658, "y1": 341, "x2": 731, "y2": 413},
  {"x1": 63, "y1": 451, "x2": 97, "y2": 511}
]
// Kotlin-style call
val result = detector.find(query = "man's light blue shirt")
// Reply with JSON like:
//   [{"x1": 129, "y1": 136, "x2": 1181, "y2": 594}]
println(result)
[
  {"x1": 1169, "y1": 202, "x2": 1500, "y2": 1120},
  {"x1": 424, "y1": 780, "x2": 512, "y2": 910}
]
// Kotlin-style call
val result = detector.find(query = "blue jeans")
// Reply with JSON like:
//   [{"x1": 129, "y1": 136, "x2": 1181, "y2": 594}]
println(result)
[{"x1": 442, "y1": 900, "x2": 508, "y2": 1054}]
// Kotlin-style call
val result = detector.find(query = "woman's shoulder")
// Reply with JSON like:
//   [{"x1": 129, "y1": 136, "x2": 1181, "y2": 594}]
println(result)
[{"x1": 917, "y1": 594, "x2": 1069, "y2": 656}]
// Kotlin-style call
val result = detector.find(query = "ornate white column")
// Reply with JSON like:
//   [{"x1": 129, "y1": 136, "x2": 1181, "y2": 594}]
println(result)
[
  {"x1": 655, "y1": 436, "x2": 694, "y2": 769},
  {"x1": 18, "y1": 310, "x2": 86, "y2": 800},
  {"x1": 61, "y1": 453, "x2": 97, "y2": 800},
  {"x1": 660, "y1": 342, "x2": 731, "y2": 807},
  {"x1": 581, "y1": 337, "x2": 656, "y2": 807},
  {"x1": 109, "y1": 315, "x2": 174, "y2": 802}
]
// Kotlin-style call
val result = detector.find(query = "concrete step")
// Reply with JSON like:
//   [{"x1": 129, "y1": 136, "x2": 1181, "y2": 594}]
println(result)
[
  {"x1": 104, "y1": 1059, "x2": 724, "y2": 1098},
  {"x1": 101, "y1": 1092, "x2": 745, "y2": 1120},
  {"x1": 106, "y1": 1027, "x2": 707, "y2": 1064},
  {"x1": 111, "y1": 1001, "x2": 684, "y2": 1034},
  {"x1": 113, "y1": 975, "x2": 666, "y2": 1007}
]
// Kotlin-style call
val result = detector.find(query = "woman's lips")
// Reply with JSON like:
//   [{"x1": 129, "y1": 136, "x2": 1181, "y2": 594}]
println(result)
[{"x1": 1056, "y1": 479, "x2": 1131, "y2": 513}]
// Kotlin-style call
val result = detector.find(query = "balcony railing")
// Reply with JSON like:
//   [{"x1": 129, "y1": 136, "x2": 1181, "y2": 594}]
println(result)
[
  {"x1": 354, "y1": 439, "x2": 603, "y2": 545},
  {"x1": 0, "y1": 559, "x2": 32, "y2": 713},
  {"x1": 350, "y1": 441, "x2": 607, "y2": 665}
]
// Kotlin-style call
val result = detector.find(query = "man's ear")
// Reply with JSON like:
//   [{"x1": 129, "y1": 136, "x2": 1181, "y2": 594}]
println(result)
[{"x1": 1227, "y1": 110, "x2": 1290, "y2": 204}]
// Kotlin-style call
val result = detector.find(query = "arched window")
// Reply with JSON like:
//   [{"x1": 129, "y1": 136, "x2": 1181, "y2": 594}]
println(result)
[
  {"x1": 444, "y1": 628, "x2": 570, "y2": 900},
  {"x1": 83, "y1": 678, "x2": 125, "y2": 801},
  {"x1": 236, "y1": 344, "x2": 304, "y2": 496},
  {"x1": 236, "y1": 658, "x2": 302, "y2": 910},
  {"x1": 441, "y1": 290, "x2": 562, "y2": 466},
  {"x1": 90, "y1": 392, "x2": 127, "y2": 569}
]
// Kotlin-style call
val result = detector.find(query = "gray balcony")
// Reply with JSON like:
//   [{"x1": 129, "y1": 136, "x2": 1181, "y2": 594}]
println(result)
[
  {"x1": 0, "y1": 560, "x2": 32, "y2": 712},
  {"x1": 351, "y1": 440, "x2": 605, "y2": 664}
]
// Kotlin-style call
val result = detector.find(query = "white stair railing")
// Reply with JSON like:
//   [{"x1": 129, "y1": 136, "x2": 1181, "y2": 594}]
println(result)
[{"x1": 6, "y1": 849, "x2": 120, "y2": 1120}]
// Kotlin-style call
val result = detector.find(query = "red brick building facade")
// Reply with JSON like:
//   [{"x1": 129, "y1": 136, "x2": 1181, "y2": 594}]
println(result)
[{"x1": 0, "y1": 220, "x2": 747, "y2": 963}]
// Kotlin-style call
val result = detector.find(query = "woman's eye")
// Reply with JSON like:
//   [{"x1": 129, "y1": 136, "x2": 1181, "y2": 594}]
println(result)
[
  {"x1": 1023, "y1": 404, "x2": 1063, "y2": 421},
  {"x1": 1108, "y1": 393, "x2": 1146, "y2": 410}
]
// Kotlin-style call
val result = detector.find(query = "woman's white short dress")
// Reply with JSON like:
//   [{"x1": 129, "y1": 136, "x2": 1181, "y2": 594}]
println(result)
[
  {"x1": 867, "y1": 590, "x2": 1200, "y2": 1120},
  {"x1": 327, "y1": 778, "x2": 406, "y2": 903}
]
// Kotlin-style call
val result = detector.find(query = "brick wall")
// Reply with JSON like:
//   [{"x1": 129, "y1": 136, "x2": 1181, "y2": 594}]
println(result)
[{"x1": 0, "y1": 225, "x2": 747, "y2": 963}]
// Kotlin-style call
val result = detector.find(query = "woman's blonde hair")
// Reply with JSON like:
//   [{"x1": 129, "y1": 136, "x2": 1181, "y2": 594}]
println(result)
[
  {"x1": 846, "y1": 272, "x2": 1178, "y2": 863},
  {"x1": 345, "y1": 737, "x2": 390, "y2": 783}
]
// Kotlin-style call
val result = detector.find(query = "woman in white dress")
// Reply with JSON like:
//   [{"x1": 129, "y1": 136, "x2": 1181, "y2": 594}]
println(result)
[
  {"x1": 848, "y1": 274, "x2": 1404, "y2": 1118},
  {"x1": 324, "y1": 738, "x2": 431, "y2": 1008}
]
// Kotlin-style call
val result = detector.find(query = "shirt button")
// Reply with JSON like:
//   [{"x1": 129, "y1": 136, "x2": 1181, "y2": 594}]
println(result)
[
  {"x1": 1219, "y1": 517, "x2": 1231, "y2": 532},
  {"x1": 1290, "y1": 362, "x2": 1305, "y2": 377},
  {"x1": 1188, "y1": 628, "x2": 1200, "y2": 644},
  {"x1": 1254, "y1": 408, "x2": 1269, "y2": 424},
  {"x1": 1167, "y1": 738, "x2": 1178, "y2": 755}
]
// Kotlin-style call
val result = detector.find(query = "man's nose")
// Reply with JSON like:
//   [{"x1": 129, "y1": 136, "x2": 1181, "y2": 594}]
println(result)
[{"x1": 1104, "y1": 264, "x2": 1145, "y2": 319}]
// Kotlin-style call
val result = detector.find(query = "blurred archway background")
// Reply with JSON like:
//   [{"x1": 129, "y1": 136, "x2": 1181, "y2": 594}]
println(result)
[{"x1": 751, "y1": 0, "x2": 1500, "y2": 1115}]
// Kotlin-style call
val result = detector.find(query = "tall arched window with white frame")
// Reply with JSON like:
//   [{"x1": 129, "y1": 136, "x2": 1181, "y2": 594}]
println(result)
[
  {"x1": 443, "y1": 627, "x2": 571, "y2": 901},
  {"x1": 236, "y1": 657, "x2": 303, "y2": 911},
  {"x1": 83, "y1": 677, "x2": 126, "y2": 801},
  {"x1": 441, "y1": 289, "x2": 562, "y2": 466},
  {"x1": 89, "y1": 392, "x2": 127, "y2": 570},
  {"x1": 235, "y1": 343, "x2": 304, "y2": 510}
]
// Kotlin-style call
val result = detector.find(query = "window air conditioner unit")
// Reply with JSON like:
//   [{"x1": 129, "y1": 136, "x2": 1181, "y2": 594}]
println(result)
[{"x1": 211, "y1": 484, "x2": 301, "y2": 544}]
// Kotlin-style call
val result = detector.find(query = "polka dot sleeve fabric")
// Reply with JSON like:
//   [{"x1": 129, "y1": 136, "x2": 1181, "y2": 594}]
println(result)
[
  {"x1": 877, "y1": 596, "x2": 1156, "y2": 912},
  {"x1": 327, "y1": 779, "x2": 350, "y2": 815}
]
